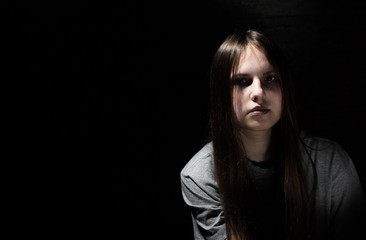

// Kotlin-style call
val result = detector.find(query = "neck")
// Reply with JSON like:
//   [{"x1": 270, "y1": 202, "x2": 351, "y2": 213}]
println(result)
[{"x1": 241, "y1": 129, "x2": 272, "y2": 162}]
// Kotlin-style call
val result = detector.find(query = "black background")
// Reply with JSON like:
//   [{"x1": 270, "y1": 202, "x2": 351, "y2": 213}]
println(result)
[{"x1": 11, "y1": 0, "x2": 366, "y2": 238}]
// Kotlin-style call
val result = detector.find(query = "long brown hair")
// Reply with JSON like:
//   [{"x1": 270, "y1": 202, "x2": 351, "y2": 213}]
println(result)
[{"x1": 209, "y1": 29, "x2": 311, "y2": 240}]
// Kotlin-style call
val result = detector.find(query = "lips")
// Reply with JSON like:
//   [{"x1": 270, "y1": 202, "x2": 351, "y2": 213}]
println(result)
[{"x1": 248, "y1": 106, "x2": 270, "y2": 115}]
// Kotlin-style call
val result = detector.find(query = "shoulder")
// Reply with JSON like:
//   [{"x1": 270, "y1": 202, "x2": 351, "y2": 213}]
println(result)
[
  {"x1": 301, "y1": 138, "x2": 366, "y2": 239},
  {"x1": 300, "y1": 136, "x2": 358, "y2": 181},
  {"x1": 300, "y1": 136, "x2": 348, "y2": 161},
  {"x1": 181, "y1": 142, "x2": 215, "y2": 180},
  {"x1": 301, "y1": 136, "x2": 341, "y2": 150},
  {"x1": 180, "y1": 142, "x2": 221, "y2": 203},
  {"x1": 301, "y1": 136, "x2": 351, "y2": 166}
]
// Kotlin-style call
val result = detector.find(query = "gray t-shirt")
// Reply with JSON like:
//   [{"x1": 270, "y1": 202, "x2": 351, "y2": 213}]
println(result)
[{"x1": 180, "y1": 137, "x2": 366, "y2": 240}]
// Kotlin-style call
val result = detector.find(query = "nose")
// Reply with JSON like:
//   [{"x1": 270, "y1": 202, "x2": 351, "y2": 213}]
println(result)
[{"x1": 250, "y1": 78, "x2": 264, "y2": 102}]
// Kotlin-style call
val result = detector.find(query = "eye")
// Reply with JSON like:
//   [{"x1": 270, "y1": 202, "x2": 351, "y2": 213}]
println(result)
[
  {"x1": 264, "y1": 74, "x2": 278, "y2": 82},
  {"x1": 235, "y1": 77, "x2": 252, "y2": 87}
]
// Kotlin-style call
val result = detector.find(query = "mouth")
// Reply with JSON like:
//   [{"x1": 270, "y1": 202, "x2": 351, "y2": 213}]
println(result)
[{"x1": 248, "y1": 106, "x2": 270, "y2": 115}]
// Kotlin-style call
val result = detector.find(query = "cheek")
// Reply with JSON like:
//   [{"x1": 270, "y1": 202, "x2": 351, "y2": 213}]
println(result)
[
  {"x1": 272, "y1": 90, "x2": 283, "y2": 114},
  {"x1": 232, "y1": 90, "x2": 246, "y2": 117}
]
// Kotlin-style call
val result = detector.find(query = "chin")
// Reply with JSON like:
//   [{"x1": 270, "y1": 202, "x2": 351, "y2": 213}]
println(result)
[
  {"x1": 244, "y1": 122, "x2": 276, "y2": 132},
  {"x1": 251, "y1": 127, "x2": 273, "y2": 132}
]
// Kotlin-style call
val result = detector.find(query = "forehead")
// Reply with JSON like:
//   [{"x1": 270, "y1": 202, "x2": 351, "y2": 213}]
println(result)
[{"x1": 236, "y1": 44, "x2": 274, "y2": 74}]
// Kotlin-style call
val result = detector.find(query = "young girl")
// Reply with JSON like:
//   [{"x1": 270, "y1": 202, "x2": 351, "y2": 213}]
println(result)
[{"x1": 180, "y1": 29, "x2": 365, "y2": 240}]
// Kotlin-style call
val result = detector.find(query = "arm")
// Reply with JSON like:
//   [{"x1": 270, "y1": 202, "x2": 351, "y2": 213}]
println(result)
[
  {"x1": 180, "y1": 159, "x2": 227, "y2": 240},
  {"x1": 330, "y1": 143, "x2": 366, "y2": 239}
]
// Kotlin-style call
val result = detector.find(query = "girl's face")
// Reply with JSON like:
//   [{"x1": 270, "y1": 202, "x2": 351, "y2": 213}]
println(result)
[{"x1": 232, "y1": 44, "x2": 282, "y2": 133}]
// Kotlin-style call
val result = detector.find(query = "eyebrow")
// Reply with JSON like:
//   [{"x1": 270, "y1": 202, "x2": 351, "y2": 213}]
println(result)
[
  {"x1": 264, "y1": 69, "x2": 276, "y2": 74},
  {"x1": 235, "y1": 70, "x2": 276, "y2": 78}
]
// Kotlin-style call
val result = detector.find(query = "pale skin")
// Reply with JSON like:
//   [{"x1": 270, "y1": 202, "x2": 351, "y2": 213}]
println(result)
[
  {"x1": 226, "y1": 43, "x2": 283, "y2": 240},
  {"x1": 232, "y1": 44, "x2": 282, "y2": 163}
]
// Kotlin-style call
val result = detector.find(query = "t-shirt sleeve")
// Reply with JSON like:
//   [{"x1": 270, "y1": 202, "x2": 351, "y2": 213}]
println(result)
[
  {"x1": 180, "y1": 151, "x2": 227, "y2": 240},
  {"x1": 329, "y1": 142, "x2": 366, "y2": 239}
]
